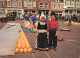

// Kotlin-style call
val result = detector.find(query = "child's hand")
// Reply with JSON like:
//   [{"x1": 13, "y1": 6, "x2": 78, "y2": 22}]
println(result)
[
  {"x1": 47, "y1": 32, "x2": 49, "y2": 36},
  {"x1": 55, "y1": 33, "x2": 57, "y2": 36},
  {"x1": 34, "y1": 25, "x2": 36, "y2": 28},
  {"x1": 37, "y1": 33, "x2": 38, "y2": 36}
]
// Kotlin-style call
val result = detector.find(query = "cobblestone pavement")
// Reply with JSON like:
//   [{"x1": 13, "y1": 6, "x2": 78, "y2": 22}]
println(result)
[{"x1": 0, "y1": 20, "x2": 80, "y2": 58}]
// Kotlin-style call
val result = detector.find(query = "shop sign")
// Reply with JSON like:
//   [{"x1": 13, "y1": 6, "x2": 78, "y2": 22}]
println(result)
[
  {"x1": 27, "y1": 7, "x2": 33, "y2": 9},
  {"x1": 7, "y1": 0, "x2": 11, "y2": 1}
]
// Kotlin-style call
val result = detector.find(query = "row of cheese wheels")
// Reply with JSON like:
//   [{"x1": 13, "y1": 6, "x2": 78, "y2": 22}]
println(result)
[
  {"x1": 23, "y1": 22, "x2": 38, "y2": 31},
  {"x1": 15, "y1": 30, "x2": 32, "y2": 53},
  {"x1": 64, "y1": 22, "x2": 80, "y2": 26}
]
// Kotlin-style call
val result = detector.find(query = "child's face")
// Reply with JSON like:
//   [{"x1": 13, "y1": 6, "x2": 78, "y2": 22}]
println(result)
[
  {"x1": 51, "y1": 15, "x2": 55, "y2": 21},
  {"x1": 41, "y1": 16, "x2": 45, "y2": 22}
]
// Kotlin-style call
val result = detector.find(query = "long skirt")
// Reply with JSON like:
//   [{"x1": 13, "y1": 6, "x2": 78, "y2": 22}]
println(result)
[{"x1": 37, "y1": 32, "x2": 48, "y2": 48}]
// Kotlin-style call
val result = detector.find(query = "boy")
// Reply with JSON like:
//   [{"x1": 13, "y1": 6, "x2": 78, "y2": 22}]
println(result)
[{"x1": 47, "y1": 11, "x2": 59, "y2": 51}]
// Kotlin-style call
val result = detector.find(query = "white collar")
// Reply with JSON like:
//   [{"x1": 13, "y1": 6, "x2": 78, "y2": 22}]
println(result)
[{"x1": 40, "y1": 22, "x2": 46, "y2": 25}]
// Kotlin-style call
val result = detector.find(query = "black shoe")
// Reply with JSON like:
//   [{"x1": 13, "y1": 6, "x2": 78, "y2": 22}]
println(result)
[
  {"x1": 48, "y1": 48, "x2": 51, "y2": 51},
  {"x1": 39, "y1": 48, "x2": 43, "y2": 51},
  {"x1": 54, "y1": 48, "x2": 56, "y2": 51},
  {"x1": 43, "y1": 48, "x2": 50, "y2": 51},
  {"x1": 51, "y1": 46, "x2": 54, "y2": 49},
  {"x1": 32, "y1": 50, "x2": 35, "y2": 53},
  {"x1": 48, "y1": 47, "x2": 51, "y2": 49},
  {"x1": 35, "y1": 48, "x2": 39, "y2": 50}
]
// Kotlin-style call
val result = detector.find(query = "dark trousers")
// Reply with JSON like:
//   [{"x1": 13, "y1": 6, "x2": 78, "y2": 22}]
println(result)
[
  {"x1": 49, "y1": 29, "x2": 57, "y2": 48},
  {"x1": 68, "y1": 19, "x2": 71, "y2": 26}
]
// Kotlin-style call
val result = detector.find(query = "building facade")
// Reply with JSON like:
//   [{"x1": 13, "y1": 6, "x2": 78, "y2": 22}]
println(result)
[
  {"x1": 1, "y1": 0, "x2": 80, "y2": 16},
  {"x1": 64, "y1": 0, "x2": 80, "y2": 16},
  {"x1": 4, "y1": 0, "x2": 37, "y2": 15},
  {"x1": 37, "y1": 0, "x2": 54, "y2": 15},
  {"x1": 0, "y1": 0, "x2": 6, "y2": 14},
  {"x1": 5, "y1": 0, "x2": 24, "y2": 15},
  {"x1": 23, "y1": 0, "x2": 37, "y2": 15},
  {"x1": 51, "y1": 0, "x2": 64, "y2": 16}
]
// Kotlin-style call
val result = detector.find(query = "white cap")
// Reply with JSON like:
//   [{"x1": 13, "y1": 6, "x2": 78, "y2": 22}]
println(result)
[{"x1": 40, "y1": 12, "x2": 46, "y2": 20}]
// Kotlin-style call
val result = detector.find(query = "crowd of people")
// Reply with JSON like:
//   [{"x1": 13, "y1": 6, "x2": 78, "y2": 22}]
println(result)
[{"x1": 60, "y1": 14, "x2": 80, "y2": 23}]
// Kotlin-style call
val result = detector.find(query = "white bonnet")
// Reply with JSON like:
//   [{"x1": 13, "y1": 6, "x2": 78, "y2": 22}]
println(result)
[{"x1": 40, "y1": 12, "x2": 46, "y2": 20}]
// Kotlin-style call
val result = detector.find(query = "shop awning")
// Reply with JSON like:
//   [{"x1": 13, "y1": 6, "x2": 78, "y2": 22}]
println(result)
[
  {"x1": 24, "y1": 9, "x2": 36, "y2": 11},
  {"x1": 51, "y1": 9, "x2": 63, "y2": 12},
  {"x1": 64, "y1": 8, "x2": 80, "y2": 11}
]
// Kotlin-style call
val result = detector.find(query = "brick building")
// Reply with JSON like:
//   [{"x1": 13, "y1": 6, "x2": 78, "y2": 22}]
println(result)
[
  {"x1": 1, "y1": 0, "x2": 80, "y2": 16},
  {"x1": 37, "y1": 0, "x2": 54, "y2": 15},
  {"x1": 64, "y1": 0, "x2": 80, "y2": 16},
  {"x1": 23, "y1": 0, "x2": 37, "y2": 15},
  {"x1": 51, "y1": 0, "x2": 64, "y2": 16},
  {"x1": 4, "y1": 0, "x2": 37, "y2": 15},
  {"x1": 0, "y1": 0, "x2": 6, "y2": 14},
  {"x1": 5, "y1": 0, "x2": 24, "y2": 15}
]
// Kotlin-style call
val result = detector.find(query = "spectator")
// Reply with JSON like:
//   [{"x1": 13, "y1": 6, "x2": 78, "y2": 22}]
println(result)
[{"x1": 29, "y1": 14, "x2": 37, "y2": 30}]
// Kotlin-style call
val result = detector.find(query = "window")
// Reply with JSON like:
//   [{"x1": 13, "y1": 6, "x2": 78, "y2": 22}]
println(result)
[
  {"x1": 76, "y1": 2, "x2": 79, "y2": 6},
  {"x1": 71, "y1": 0, "x2": 74, "y2": 1},
  {"x1": 55, "y1": 0, "x2": 59, "y2": 2},
  {"x1": 71, "y1": 4, "x2": 73, "y2": 5},
  {"x1": 77, "y1": 3, "x2": 79, "y2": 6},
  {"x1": 67, "y1": 4, "x2": 69, "y2": 5},
  {"x1": 0, "y1": 9, "x2": 5, "y2": 13},
  {"x1": 7, "y1": 0, "x2": 11, "y2": 1},
  {"x1": 56, "y1": 12, "x2": 58, "y2": 13},
  {"x1": 33, "y1": 0, "x2": 36, "y2": 3},
  {"x1": 33, "y1": 3, "x2": 36, "y2": 7},
  {"x1": 12, "y1": 0, "x2": 16, "y2": 1},
  {"x1": 40, "y1": 3, "x2": 43, "y2": 8},
  {"x1": 29, "y1": 0, "x2": 31, "y2": 2},
  {"x1": 53, "y1": 5, "x2": 56, "y2": 9},
  {"x1": 18, "y1": 0, "x2": 22, "y2": 7},
  {"x1": 43, "y1": 0, "x2": 45, "y2": 1},
  {"x1": 71, "y1": 1, "x2": 74, "y2": 6},
  {"x1": 32, "y1": 11, "x2": 35, "y2": 13},
  {"x1": 28, "y1": 4, "x2": 32, "y2": 7},
  {"x1": 76, "y1": 0, "x2": 79, "y2": 1},
  {"x1": 65, "y1": 10, "x2": 68, "y2": 12},
  {"x1": 74, "y1": 11, "x2": 76, "y2": 13},
  {"x1": 18, "y1": 2, "x2": 22, "y2": 7},
  {"x1": 1, "y1": 1, "x2": 4, "y2": 7},
  {"x1": 66, "y1": 0, "x2": 69, "y2": 1},
  {"x1": 66, "y1": 0, "x2": 70, "y2": 5},
  {"x1": 7, "y1": 1, "x2": 11, "y2": 7},
  {"x1": 12, "y1": 1, "x2": 17, "y2": 7},
  {"x1": 33, "y1": 0, "x2": 36, "y2": 7},
  {"x1": 77, "y1": 11, "x2": 80, "y2": 13},
  {"x1": 65, "y1": 10, "x2": 68, "y2": 15},
  {"x1": 40, "y1": 3, "x2": 43, "y2": 5},
  {"x1": 24, "y1": 0, "x2": 27, "y2": 7},
  {"x1": 59, "y1": 12, "x2": 62, "y2": 13},
  {"x1": 45, "y1": 3, "x2": 48, "y2": 8},
  {"x1": 58, "y1": 5, "x2": 61, "y2": 9},
  {"x1": 61, "y1": 0, "x2": 63, "y2": 2}
]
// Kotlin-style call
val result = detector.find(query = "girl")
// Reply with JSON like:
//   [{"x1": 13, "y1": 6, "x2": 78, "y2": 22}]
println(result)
[{"x1": 36, "y1": 14, "x2": 49, "y2": 51}]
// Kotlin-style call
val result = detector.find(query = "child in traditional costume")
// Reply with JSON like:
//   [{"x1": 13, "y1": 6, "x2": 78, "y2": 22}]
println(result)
[{"x1": 36, "y1": 12, "x2": 49, "y2": 51}]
